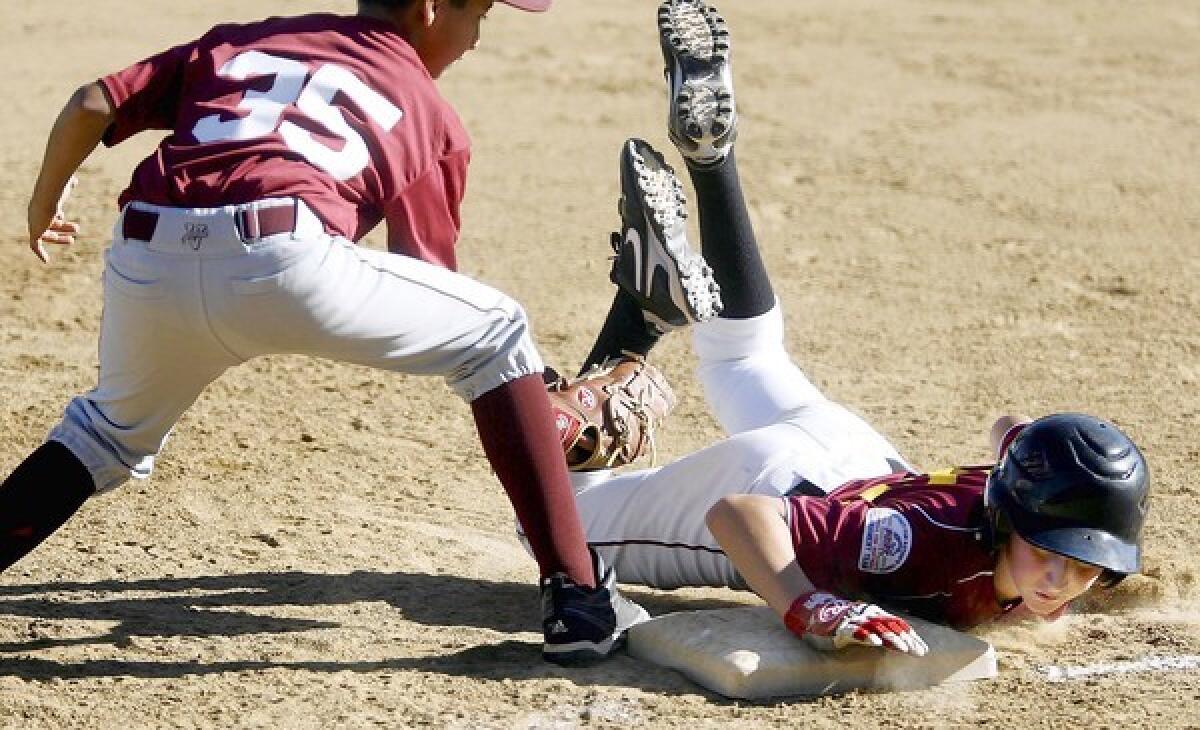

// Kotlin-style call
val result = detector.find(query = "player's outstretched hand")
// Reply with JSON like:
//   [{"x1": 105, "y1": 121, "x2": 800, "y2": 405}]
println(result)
[
  {"x1": 784, "y1": 590, "x2": 929, "y2": 656},
  {"x1": 28, "y1": 176, "x2": 80, "y2": 263}
]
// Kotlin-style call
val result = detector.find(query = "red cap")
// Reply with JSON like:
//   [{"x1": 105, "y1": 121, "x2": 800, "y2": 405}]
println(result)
[{"x1": 499, "y1": 0, "x2": 551, "y2": 11}]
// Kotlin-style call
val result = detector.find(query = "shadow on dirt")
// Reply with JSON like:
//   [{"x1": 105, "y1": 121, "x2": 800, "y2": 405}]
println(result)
[{"x1": 0, "y1": 570, "x2": 748, "y2": 694}]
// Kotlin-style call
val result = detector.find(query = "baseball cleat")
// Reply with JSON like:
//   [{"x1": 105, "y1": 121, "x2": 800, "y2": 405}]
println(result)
[
  {"x1": 658, "y1": 0, "x2": 737, "y2": 166},
  {"x1": 541, "y1": 549, "x2": 650, "y2": 666},
  {"x1": 610, "y1": 138, "x2": 722, "y2": 334}
]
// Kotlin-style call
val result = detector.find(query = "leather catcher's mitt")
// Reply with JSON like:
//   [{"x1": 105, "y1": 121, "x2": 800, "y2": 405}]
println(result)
[{"x1": 546, "y1": 354, "x2": 676, "y2": 471}]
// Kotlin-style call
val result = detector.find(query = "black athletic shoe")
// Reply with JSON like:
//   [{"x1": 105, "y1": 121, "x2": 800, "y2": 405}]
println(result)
[
  {"x1": 541, "y1": 550, "x2": 650, "y2": 666},
  {"x1": 658, "y1": 0, "x2": 737, "y2": 166},
  {"x1": 610, "y1": 138, "x2": 722, "y2": 334}
]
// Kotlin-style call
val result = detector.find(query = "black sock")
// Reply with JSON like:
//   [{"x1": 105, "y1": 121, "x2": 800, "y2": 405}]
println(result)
[
  {"x1": 687, "y1": 149, "x2": 775, "y2": 319},
  {"x1": 0, "y1": 441, "x2": 95, "y2": 573},
  {"x1": 579, "y1": 149, "x2": 771, "y2": 370},
  {"x1": 579, "y1": 289, "x2": 662, "y2": 374}
]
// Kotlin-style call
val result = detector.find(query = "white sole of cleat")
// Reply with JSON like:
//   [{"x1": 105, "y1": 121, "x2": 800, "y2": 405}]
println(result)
[{"x1": 658, "y1": 0, "x2": 736, "y2": 164}]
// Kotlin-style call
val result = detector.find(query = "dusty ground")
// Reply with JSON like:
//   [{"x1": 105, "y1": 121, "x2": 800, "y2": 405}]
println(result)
[{"x1": 1, "y1": 0, "x2": 1198, "y2": 727}]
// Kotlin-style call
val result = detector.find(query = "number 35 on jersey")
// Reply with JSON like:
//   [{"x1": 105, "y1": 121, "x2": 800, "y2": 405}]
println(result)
[{"x1": 192, "y1": 50, "x2": 403, "y2": 181}]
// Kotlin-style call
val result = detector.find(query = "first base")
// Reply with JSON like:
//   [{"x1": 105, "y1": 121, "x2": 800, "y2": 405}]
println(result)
[{"x1": 626, "y1": 606, "x2": 996, "y2": 699}]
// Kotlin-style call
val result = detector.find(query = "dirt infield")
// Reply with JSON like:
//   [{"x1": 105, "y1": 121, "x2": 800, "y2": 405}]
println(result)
[{"x1": 1, "y1": 0, "x2": 1198, "y2": 726}]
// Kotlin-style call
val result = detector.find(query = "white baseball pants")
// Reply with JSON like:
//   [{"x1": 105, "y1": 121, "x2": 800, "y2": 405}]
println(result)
[
  {"x1": 50, "y1": 198, "x2": 543, "y2": 492},
  {"x1": 564, "y1": 305, "x2": 910, "y2": 590}
]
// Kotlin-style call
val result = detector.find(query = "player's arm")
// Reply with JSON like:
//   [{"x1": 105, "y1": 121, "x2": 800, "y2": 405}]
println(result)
[
  {"x1": 706, "y1": 494, "x2": 927, "y2": 655},
  {"x1": 27, "y1": 82, "x2": 115, "y2": 263},
  {"x1": 989, "y1": 414, "x2": 1032, "y2": 459},
  {"x1": 706, "y1": 495, "x2": 813, "y2": 611}
]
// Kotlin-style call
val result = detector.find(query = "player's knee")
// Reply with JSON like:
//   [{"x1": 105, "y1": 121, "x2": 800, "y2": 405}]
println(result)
[
  {"x1": 48, "y1": 397, "x2": 156, "y2": 493},
  {"x1": 449, "y1": 299, "x2": 545, "y2": 401},
  {"x1": 475, "y1": 298, "x2": 539, "y2": 368}
]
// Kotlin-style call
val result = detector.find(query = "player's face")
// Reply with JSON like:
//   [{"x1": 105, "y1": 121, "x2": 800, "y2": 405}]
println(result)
[
  {"x1": 414, "y1": 0, "x2": 494, "y2": 78},
  {"x1": 998, "y1": 533, "x2": 1104, "y2": 617}
]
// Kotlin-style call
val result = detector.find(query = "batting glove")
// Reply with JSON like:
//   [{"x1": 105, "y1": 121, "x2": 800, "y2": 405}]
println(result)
[{"x1": 783, "y1": 590, "x2": 929, "y2": 656}]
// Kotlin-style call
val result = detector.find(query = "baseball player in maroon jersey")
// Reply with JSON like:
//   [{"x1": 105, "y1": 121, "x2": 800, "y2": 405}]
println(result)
[
  {"x1": 557, "y1": 0, "x2": 1150, "y2": 655},
  {"x1": 15, "y1": 0, "x2": 646, "y2": 666}
]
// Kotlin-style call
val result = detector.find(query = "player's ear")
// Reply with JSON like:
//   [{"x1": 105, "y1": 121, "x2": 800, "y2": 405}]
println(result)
[
  {"x1": 423, "y1": 0, "x2": 441, "y2": 26},
  {"x1": 388, "y1": 0, "x2": 436, "y2": 34},
  {"x1": 398, "y1": 0, "x2": 437, "y2": 30}
]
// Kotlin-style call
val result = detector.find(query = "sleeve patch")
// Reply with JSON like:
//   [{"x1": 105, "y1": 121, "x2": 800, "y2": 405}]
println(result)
[{"x1": 858, "y1": 507, "x2": 913, "y2": 574}]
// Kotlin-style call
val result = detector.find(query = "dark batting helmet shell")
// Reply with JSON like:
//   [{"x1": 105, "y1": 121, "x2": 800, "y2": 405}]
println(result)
[{"x1": 985, "y1": 413, "x2": 1149, "y2": 575}]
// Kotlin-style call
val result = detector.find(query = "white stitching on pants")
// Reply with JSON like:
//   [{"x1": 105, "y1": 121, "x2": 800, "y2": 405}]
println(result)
[{"x1": 342, "y1": 240, "x2": 522, "y2": 320}]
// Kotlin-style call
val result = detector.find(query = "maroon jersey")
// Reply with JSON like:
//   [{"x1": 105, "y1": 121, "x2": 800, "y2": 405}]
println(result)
[
  {"x1": 786, "y1": 466, "x2": 1018, "y2": 629},
  {"x1": 99, "y1": 14, "x2": 468, "y2": 269}
]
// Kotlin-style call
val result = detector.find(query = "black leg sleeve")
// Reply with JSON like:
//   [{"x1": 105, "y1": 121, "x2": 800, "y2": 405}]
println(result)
[
  {"x1": 0, "y1": 441, "x2": 95, "y2": 573},
  {"x1": 686, "y1": 149, "x2": 775, "y2": 319},
  {"x1": 578, "y1": 289, "x2": 662, "y2": 374}
]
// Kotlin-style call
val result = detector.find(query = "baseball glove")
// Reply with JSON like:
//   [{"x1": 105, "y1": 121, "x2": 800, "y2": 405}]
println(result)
[{"x1": 546, "y1": 354, "x2": 676, "y2": 471}]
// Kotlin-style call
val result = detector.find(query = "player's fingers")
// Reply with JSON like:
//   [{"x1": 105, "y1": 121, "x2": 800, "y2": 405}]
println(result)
[
  {"x1": 887, "y1": 623, "x2": 927, "y2": 656},
  {"x1": 46, "y1": 219, "x2": 80, "y2": 234},
  {"x1": 39, "y1": 232, "x2": 76, "y2": 246},
  {"x1": 849, "y1": 627, "x2": 883, "y2": 648},
  {"x1": 860, "y1": 618, "x2": 920, "y2": 655},
  {"x1": 882, "y1": 619, "x2": 926, "y2": 656},
  {"x1": 868, "y1": 616, "x2": 905, "y2": 637},
  {"x1": 30, "y1": 214, "x2": 80, "y2": 261},
  {"x1": 877, "y1": 627, "x2": 911, "y2": 653},
  {"x1": 40, "y1": 230, "x2": 77, "y2": 246},
  {"x1": 907, "y1": 629, "x2": 929, "y2": 656},
  {"x1": 30, "y1": 239, "x2": 48, "y2": 264},
  {"x1": 880, "y1": 617, "x2": 915, "y2": 638},
  {"x1": 887, "y1": 628, "x2": 920, "y2": 655}
]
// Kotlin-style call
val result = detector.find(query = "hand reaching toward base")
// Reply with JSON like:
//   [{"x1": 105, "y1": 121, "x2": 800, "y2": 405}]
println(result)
[{"x1": 784, "y1": 590, "x2": 929, "y2": 656}]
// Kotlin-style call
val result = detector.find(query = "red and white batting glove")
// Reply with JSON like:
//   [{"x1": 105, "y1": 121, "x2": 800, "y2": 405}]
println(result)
[{"x1": 783, "y1": 590, "x2": 928, "y2": 656}]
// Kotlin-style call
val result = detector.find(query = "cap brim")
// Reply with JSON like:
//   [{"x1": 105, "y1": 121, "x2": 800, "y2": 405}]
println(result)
[
  {"x1": 499, "y1": 0, "x2": 552, "y2": 11},
  {"x1": 1016, "y1": 520, "x2": 1141, "y2": 575}
]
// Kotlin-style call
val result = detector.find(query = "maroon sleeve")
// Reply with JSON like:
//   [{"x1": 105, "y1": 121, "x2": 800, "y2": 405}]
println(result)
[
  {"x1": 98, "y1": 40, "x2": 197, "y2": 146},
  {"x1": 384, "y1": 145, "x2": 468, "y2": 270},
  {"x1": 785, "y1": 496, "x2": 863, "y2": 592}
]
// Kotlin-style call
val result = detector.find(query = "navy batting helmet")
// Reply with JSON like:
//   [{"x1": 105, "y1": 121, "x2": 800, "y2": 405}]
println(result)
[{"x1": 985, "y1": 413, "x2": 1149, "y2": 575}]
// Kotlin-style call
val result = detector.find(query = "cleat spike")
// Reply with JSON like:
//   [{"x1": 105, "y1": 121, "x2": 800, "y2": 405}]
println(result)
[
  {"x1": 658, "y1": 0, "x2": 738, "y2": 165},
  {"x1": 610, "y1": 138, "x2": 721, "y2": 330}
]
